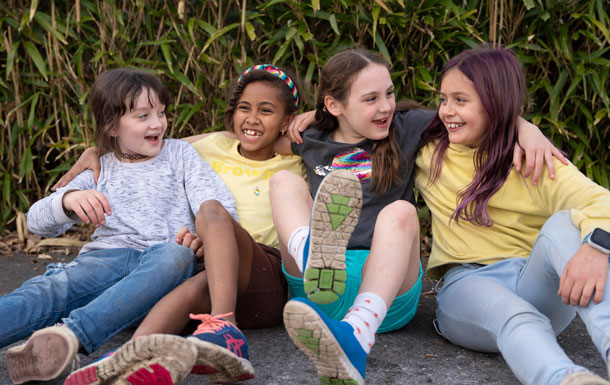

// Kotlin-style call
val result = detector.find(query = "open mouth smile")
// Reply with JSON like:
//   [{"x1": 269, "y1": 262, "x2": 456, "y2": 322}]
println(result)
[{"x1": 242, "y1": 129, "x2": 263, "y2": 138}]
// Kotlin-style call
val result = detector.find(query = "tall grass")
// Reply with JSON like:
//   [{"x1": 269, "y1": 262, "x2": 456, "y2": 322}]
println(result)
[{"x1": 1, "y1": 0, "x2": 608, "y2": 232}]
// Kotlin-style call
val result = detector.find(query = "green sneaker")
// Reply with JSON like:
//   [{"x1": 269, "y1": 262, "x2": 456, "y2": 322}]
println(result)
[{"x1": 304, "y1": 170, "x2": 362, "y2": 304}]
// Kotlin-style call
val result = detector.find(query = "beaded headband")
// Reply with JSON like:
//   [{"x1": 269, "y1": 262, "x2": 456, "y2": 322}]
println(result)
[{"x1": 238, "y1": 64, "x2": 299, "y2": 110}]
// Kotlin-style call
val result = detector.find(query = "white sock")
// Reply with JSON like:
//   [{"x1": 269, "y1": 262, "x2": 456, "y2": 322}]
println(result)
[
  {"x1": 287, "y1": 226, "x2": 309, "y2": 273},
  {"x1": 342, "y1": 292, "x2": 388, "y2": 354}
]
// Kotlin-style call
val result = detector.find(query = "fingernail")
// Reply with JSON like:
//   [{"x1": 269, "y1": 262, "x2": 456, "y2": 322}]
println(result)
[
  {"x1": 550, "y1": 174, "x2": 555, "y2": 179},
  {"x1": 532, "y1": 182, "x2": 537, "y2": 186}
]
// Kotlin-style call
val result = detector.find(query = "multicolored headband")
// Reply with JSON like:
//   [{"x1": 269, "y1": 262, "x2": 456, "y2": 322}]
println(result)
[{"x1": 238, "y1": 64, "x2": 299, "y2": 110}]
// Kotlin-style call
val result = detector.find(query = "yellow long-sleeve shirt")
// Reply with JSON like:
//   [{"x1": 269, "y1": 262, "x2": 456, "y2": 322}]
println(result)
[{"x1": 415, "y1": 141, "x2": 610, "y2": 280}]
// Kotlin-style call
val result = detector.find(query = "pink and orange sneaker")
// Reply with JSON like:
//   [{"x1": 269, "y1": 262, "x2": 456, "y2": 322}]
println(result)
[
  {"x1": 187, "y1": 313, "x2": 255, "y2": 384},
  {"x1": 63, "y1": 334, "x2": 196, "y2": 385}
]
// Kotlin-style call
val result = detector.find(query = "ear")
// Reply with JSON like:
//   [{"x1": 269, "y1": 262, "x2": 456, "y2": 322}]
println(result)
[
  {"x1": 109, "y1": 126, "x2": 118, "y2": 138},
  {"x1": 280, "y1": 113, "x2": 294, "y2": 135},
  {"x1": 324, "y1": 95, "x2": 342, "y2": 117}
]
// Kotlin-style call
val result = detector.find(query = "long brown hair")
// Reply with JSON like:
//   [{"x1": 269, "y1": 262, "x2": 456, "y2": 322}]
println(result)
[
  {"x1": 420, "y1": 46, "x2": 525, "y2": 226},
  {"x1": 90, "y1": 68, "x2": 170, "y2": 156},
  {"x1": 315, "y1": 49, "x2": 413, "y2": 194}
]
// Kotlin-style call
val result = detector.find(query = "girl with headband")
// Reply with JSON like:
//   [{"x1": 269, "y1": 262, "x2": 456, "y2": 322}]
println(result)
[{"x1": 58, "y1": 64, "x2": 306, "y2": 384}]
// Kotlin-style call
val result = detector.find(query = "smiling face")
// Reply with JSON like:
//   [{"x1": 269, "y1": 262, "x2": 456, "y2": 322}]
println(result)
[
  {"x1": 326, "y1": 63, "x2": 395, "y2": 144},
  {"x1": 112, "y1": 88, "x2": 167, "y2": 161},
  {"x1": 438, "y1": 68, "x2": 488, "y2": 148},
  {"x1": 232, "y1": 81, "x2": 291, "y2": 160}
]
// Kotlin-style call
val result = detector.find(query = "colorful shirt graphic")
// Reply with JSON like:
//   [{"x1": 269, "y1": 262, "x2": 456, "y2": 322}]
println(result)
[{"x1": 331, "y1": 147, "x2": 372, "y2": 183}]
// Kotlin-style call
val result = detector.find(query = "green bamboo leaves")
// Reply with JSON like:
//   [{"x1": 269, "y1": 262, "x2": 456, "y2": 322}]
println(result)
[{"x1": 0, "y1": 0, "x2": 608, "y2": 233}]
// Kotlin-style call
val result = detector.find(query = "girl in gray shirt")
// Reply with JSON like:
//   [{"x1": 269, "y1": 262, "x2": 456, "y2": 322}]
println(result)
[{"x1": 2, "y1": 68, "x2": 236, "y2": 385}]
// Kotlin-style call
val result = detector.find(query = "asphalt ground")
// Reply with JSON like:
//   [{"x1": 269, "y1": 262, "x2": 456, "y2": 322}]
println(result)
[{"x1": 0, "y1": 251, "x2": 607, "y2": 385}]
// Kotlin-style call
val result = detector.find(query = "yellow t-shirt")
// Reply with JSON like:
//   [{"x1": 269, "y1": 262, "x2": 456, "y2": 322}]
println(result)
[
  {"x1": 191, "y1": 133, "x2": 306, "y2": 249},
  {"x1": 415, "y1": 141, "x2": 610, "y2": 280}
]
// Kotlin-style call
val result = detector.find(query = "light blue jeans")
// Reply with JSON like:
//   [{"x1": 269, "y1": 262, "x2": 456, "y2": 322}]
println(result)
[
  {"x1": 435, "y1": 211, "x2": 610, "y2": 385},
  {"x1": 0, "y1": 243, "x2": 195, "y2": 353}
]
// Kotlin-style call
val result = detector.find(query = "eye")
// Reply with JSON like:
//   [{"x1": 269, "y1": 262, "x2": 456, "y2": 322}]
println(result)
[
  {"x1": 457, "y1": 97, "x2": 467, "y2": 103},
  {"x1": 386, "y1": 89, "x2": 395, "y2": 97},
  {"x1": 439, "y1": 96, "x2": 447, "y2": 104},
  {"x1": 365, "y1": 96, "x2": 376, "y2": 102},
  {"x1": 237, "y1": 105, "x2": 249, "y2": 111},
  {"x1": 138, "y1": 114, "x2": 148, "y2": 119},
  {"x1": 261, "y1": 108, "x2": 273, "y2": 114}
]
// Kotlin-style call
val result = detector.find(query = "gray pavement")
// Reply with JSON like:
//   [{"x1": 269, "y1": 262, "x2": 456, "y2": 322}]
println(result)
[{"x1": 0, "y1": 252, "x2": 607, "y2": 385}]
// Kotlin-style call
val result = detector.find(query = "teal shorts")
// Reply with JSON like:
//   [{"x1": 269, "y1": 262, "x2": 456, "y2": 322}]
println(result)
[{"x1": 282, "y1": 249, "x2": 423, "y2": 333}]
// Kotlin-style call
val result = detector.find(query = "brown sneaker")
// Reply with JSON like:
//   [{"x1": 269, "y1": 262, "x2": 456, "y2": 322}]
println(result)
[
  {"x1": 559, "y1": 371, "x2": 610, "y2": 385},
  {"x1": 5, "y1": 325, "x2": 80, "y2": 384}
]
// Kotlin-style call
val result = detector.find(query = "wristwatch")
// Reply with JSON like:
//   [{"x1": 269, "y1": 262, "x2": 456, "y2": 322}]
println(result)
[{"x1": 583, "y1": 228, "x2": 610, "y2": 255}]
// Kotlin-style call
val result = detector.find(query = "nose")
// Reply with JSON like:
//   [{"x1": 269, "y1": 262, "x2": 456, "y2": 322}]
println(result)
[
  {"x1": 379, "y1": 96, "x2": 392, "y2": 113},
  {"x1": 440, "y1": 100, "x2": 455, "y2": 118},
  {"x1": 245, "y1": 112, "x2": 260, "y2": 125},
  {"x1": 149, "y1": 113, "x2": 165, "y2": 129}
]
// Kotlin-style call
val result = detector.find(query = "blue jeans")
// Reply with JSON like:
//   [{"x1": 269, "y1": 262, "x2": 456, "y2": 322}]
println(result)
[
  {"x1": 0, "y1": 243, "x2": 195, "y2": 353},
  {"x1": 435, "y1": 211, "x2": 610, "y2": 385}
]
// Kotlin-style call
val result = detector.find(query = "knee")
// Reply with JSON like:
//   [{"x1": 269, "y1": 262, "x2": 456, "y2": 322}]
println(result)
[
  {"x1": 270, "y1": 170, "x2": 304, "y2": 192},
  {"x1": 153, "y1": 243, "x2": 195, "y2": 278},
  {"x1": 198, "y1": 200, "x2": 231, "y2": 223},
  {"x1": 496, "y1": 307, "x2": 553, "y2": 349},
  {"x1": 538, "y1": 210, "x2": 580, "y2": 247},
  {"x1": 377, "y1": 201, "x2": 419, "y2": 233}
]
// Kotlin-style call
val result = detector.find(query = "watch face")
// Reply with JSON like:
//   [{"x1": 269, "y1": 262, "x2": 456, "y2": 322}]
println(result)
[{"x1": 591, "y1": 228, "x2": 610, "y2": 249}]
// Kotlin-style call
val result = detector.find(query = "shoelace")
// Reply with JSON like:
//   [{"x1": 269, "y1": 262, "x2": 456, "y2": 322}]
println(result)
[{"x1": 190, "y1": 313, "x2": 234, "y2": 335}]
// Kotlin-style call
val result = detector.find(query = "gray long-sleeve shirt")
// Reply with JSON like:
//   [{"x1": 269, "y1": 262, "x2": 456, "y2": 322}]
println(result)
[{"x1": 27, "y1": 139, "x2": 238, "y2": 254}]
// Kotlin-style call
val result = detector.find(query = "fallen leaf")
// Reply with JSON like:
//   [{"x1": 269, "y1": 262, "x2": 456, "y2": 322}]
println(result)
[
  {"x1": 25, "y1": 238, "x2": 86, "y2": 253},
  {"x1": 37, "y1": 254, "x2": 53, "y2": 260}
]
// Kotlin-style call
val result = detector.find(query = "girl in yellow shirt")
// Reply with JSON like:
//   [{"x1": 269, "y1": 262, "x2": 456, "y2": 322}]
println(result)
[{"x1": 417, "y1": 46, "x2": 610, "y2": 385}]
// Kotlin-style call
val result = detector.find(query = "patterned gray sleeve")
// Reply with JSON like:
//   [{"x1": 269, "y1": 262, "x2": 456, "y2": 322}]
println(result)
[
  {"x1": 26, "y1": 170, "x2": 96, "y2": 237},
  {"x1": 179, "y1": 141, "x2": 238, "y2": 221}
]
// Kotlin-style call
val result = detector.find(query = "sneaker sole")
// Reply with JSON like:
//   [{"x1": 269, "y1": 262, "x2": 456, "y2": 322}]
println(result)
[
  {"x1": 305, "y1": 170, "x2": 362, "y2": 305},
  {"x1": 6, "y1": 328, "x2": 76, "y2": 384},
  {"x1": 283, "y1": 300, "x2": 364, "y2": 385},
  {"x1": 187, "y1": 337, "x2": 255, "y2": 384},
  {"x1": 560, "y1": 371, "x2": 610, "y2": 385},
  {"x1": 64, "y1": 334, "x2": 196, "y2": 385}
]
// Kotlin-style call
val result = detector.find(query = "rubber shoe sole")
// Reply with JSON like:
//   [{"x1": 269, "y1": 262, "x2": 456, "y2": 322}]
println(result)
[
  {"x1": 64, "y1": 334, "x2": 196, "y2": 385},
  {"x1": 187, "y1": 337, "x2": 255, "y2": 384},
  {"x1": 559, "y1": 371, "x2": 610, "y2": 385},
  {"x1": 6, "y1": 325, "x2": 79, "y2": 384},
  {"x1": 283, "y1": 300, "x2": 364, "y2": 385},
  {"x1": 305, "y1": 170, "x2": 362, "y2": 305}
]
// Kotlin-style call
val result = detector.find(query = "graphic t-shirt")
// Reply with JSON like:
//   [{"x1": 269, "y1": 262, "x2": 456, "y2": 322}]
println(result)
[{"x1": 292, "y1": 108, "x2": 434, "y2": 249}]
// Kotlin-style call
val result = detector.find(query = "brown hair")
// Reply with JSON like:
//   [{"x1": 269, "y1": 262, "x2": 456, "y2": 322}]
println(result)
[
  {"x1": 315, "y1": 49, "x2": 420, "y2": 195},
  {"x1": 224, "y1": 66, "x2": 301, "y2": 131},
  {"x1": 90, "y1": 68, "x2": 170, "y2": 155}
]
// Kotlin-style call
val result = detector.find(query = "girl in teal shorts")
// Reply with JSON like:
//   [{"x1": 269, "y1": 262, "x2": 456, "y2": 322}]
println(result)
[{"x1": 271, "y1": 48, "x2": 560, "y2": 385}]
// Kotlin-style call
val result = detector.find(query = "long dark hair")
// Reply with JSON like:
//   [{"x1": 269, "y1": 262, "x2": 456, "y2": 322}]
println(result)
[
  {"x1": 90, "y1": 68, "x2": 170, "y2": 156},
  {"x1": 420, "y1": 46, "x2": 526, "y2": 226},
  {"x1": 316, "y1": 49, "x2": 421, "y2": 195}
]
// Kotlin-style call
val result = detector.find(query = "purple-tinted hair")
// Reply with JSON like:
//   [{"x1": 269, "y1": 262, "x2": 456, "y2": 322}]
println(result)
[{"x1": 420, "y1": 45, "x2": 526, "y2": 226}]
